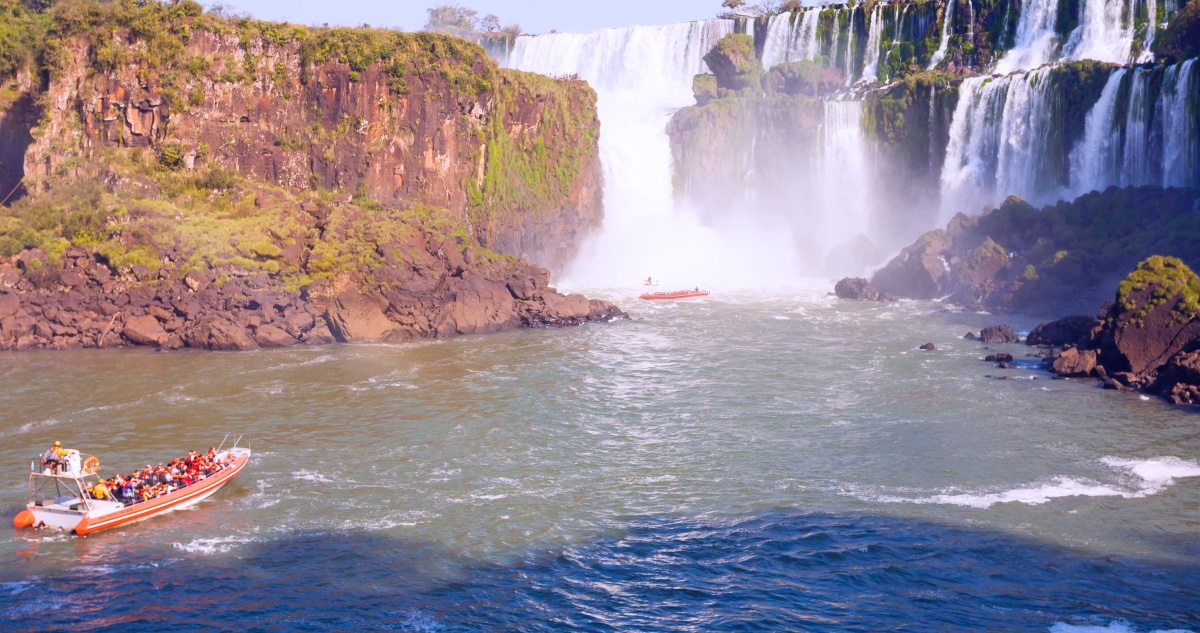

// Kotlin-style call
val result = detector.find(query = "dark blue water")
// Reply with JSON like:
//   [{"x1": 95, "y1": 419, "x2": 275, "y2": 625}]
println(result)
[{"x1": 4, "y1": 510, "x2": 1198, "y2": 632}]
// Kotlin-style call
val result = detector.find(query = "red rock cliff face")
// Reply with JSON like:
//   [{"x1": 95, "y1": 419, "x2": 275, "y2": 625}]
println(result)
[{"x1": 18, "y1": 29, "x2": 601, "y2": 274}]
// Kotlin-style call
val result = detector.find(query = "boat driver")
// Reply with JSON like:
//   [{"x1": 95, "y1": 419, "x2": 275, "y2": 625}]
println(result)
[{"x1": 42, "y1": 441, "x2": 65, "y2": 472}]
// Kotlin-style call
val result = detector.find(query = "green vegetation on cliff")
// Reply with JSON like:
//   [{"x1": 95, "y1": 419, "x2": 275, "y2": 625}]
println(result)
[{"x1": 0, "y1": 0, "x2": 600, "y2": 274}]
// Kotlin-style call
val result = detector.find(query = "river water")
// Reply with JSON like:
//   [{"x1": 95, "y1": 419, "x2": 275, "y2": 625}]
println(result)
[{"x1": 2, "y1": 288, "x2": 1198, "y2": 631}]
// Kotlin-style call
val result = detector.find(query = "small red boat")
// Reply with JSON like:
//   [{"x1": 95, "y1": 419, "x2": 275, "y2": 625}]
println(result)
[{"x1": 639, "y1": 290, "x2": 710, "y2": 300}]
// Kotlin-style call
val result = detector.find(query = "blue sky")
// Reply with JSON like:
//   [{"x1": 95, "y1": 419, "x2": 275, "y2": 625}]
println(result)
[{"x1": 213, "y1": 0, "x2": 724, "y2": 34}]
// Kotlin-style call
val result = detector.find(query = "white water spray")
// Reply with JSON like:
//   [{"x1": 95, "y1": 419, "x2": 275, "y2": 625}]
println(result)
[
  {"x1": 507, "y1": 21, "x2": 806, "y2": 288},
  {"x1": 762, "y1": 10, "x2": 822, "y2": 69}
]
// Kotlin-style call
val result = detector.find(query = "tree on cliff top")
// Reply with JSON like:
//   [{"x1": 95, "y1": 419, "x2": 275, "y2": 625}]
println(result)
[
  {"x1": 425, "y1": 5, "x2": 479, "y2": 38},
  {"x1": 721, "y1": 0, "x2": 747, "y2": 9}
]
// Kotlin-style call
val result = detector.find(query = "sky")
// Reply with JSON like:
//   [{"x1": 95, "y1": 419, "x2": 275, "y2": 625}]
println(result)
[{"x1": 212, "y1": 0, "x2": 725, "y2": 34}]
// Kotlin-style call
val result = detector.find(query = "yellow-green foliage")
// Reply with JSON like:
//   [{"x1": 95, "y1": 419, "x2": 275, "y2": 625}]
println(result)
[
  {"x1": 1117, "y1": 256, "x2": 1200, "y2": 323},
  {"x1": 475, "y1": 69, "x2": 597, "y2": 228}
]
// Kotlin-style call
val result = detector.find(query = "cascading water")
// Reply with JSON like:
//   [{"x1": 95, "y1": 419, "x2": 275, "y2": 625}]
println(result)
[
  {"x1": 994, "y1": 0, "x2": 1062, "y2": 72},
  {"x1": 761, "y1": 9, "x2": 821, "y2": 69},
  {"x1": 1069, "y1": 59, "x2": 1198, "y2": 191},
  {"x1": 843, "y1": 10, "x2": 857, "y2": 84},
  {"x1": 927, "y1": 0, "x2": 955, "y2": 70},
  {"x1": 1070, "y1": 68, "x2": 1128, "y2": 195},
  {"x1": 507, "y1": 21, "x2": 805, "y2": 287},
  {"x1": 1062, "y1": 0, "x2": 1139, "y2": 63},
  {"x1": 939, "y1": 68, "x2": 1058, "y2": 216},
  {"x1": 821, "y1": 100, "x2": 872, "y2": 249},
  {"x1": 860, "y1": 5, "x2": 885, "y2": 83}
]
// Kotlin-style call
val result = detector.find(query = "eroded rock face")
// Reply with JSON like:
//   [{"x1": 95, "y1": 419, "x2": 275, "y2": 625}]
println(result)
[
  {"x1": 871, "y1": 230, "x2": 952, "y2": 300},
  {"x1": 121, "y1": 315, "x2": 168, "y2": 346},
  {"x1": 325, "y1": 293, "x2": 402, "y2": 343},
  {"x1": 1150, "y1": 350, "x2": 1200, "y2": 404}
]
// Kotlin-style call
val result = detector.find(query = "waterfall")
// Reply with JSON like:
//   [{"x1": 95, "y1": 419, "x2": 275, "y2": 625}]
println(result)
[
  {"x1": 830, "y1": 9, "x2": 842, "y2": 77},
  {"x1": 762, "y1": 10, "x2": 821, "y2": 69},
  {"x1": 1161, "y1": 60, "x2": 1197, "y2": 187},
  {"x1": 994, "y1": 0, "x2": 1062, "y2": 72},
  {"x1": 1069, "y1": 68, "x2": 1127, "y2": 195},
  {"x1": 843, "y1": 9, "x2": 857, "y2": 84},
  {"x1": 821, "y1": 100, "x2": 872, "y2": 251},
  {"x1": 939, "y1": 68, "x2": 1058, "y2": 215},
  {"x1": 966, "y1": 0, "x2": 975, "y2": 44},
  {"x1": 1061, "y1": 0, "x2": 1139, "y2": 63},
  {"x1": 860, "y1": 5, "x2": 885, "y2": 83},
  {"x1": 1141, "y1": 0, "x2": 1158, "y2": 61},
  {"x1": 927, "y1": 0, "x2": 955, "y2": 70},
  {"x1": 507, "y1": 21, "x2": 805, "y2": 286},
  {"x1": 1121, "y1": 68, "x2": 1154, "y2": 185}
]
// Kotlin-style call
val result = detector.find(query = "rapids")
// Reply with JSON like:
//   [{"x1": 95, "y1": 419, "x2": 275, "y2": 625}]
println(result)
[{"x1": 2, "y1": 291, "x2": 1199, "y2": 630}]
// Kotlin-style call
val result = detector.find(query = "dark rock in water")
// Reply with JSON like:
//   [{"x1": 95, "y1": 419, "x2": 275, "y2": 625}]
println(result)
[
  {"x1": 1026, "y1": 315, "x2": 1095, "y2": 347},
  {"x1": 1103, "y1": 378, "x2": 1124, "y2": 390},
  {"x1": 1052, "y1": 347, "x2": 1098, "y2": 378},
  {"x1": 979, "y1": 324, "x2": 1020, "y2": 344},
  {"x1": 1148, "y1": 349, "x2": 1200, "y2": 405},
  {"x1": 984, "y1": 353, "x2": 1014, "y2": 363},
  {"x1": 998, "y1": 361, "x2": 1014, "y2": 369},
  {"x1": 121, "y1": 315, "x2": 168, "y2": 346},
  {"x1": 182, "y1": 316, "x2": 258, "y2": 351},
  {"x1": 963, "y1": 332, "x2": 977, "y2": 340},
  {"x1": 871, "y1": 230, "x2": 952, "y2": 300},
  {"x1": 919, "y1": 343, "x2": 936, "y2": 350},
  {"x1": 1095, "y1": 257, "x2": 1200, "y2": 377},
  {"x1": 834, "y1": 277, "x2": 879, "y2": 301},
  {"x1": 1111, "y1": 372, "x2": 1137, "y2": 387}
]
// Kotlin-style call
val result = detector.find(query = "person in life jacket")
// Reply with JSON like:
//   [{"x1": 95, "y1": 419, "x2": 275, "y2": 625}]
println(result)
[
  {"x1": 41, "y1": 441, "x2": 65, "y2": 472},
  {"x1": 91, "y1": 482, "x2": 109, "y2": 500}
]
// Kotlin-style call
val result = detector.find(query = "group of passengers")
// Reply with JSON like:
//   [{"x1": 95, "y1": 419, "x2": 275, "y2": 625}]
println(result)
[{"x1": 89, "y1": 448, "x2": 228, "y2": 506}]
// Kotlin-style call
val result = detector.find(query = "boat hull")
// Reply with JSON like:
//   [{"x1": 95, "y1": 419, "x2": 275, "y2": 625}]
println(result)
[{"x1": 639, "y1": 291, "x2": 709, "y2": 300}]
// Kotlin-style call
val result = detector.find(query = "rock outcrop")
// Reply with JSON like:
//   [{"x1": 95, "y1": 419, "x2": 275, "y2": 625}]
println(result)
[
  {"x1": 871, "y1": 189, "x2": 1200, "y2": 314},
  {"x1": 1009, "y1": 257, "x2": 1200, "y2": 407},
  {"x1": 833, "y1": 277, "x2": 897, "y2": 302}
]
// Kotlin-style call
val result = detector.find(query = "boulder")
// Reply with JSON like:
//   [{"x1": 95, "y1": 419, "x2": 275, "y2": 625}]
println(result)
[
  {"x1": 979, "y1": 324, "x2": 1020, "y2": 344},
  {"x1": 1052, "y1": 347, "x2": 1098, "y2": 377},
  {"x1": 1099, "y1": 256, "x2": 1200, "y2": 376},
  {"x1": 302, "y1": 324, "x2": 336, "y2": 345},
  {"x1": 919, "y1": 343, "x2": 936, "y2": 350},
  {"x1": 963, "y1": 332, "x2": 977, "y2": 340},
  {"x1": 1026, "y1": 315, "x2": 1095, "y2": 347},
  {"x1": 433, "y1": 276, "x2": 519, "y2": 337},
  {"x1": 507, "y1": 267, "x2": 551, "y2": 301},
  {"x1": 323, "y1": 292, "x2": 401, "y2": 342},
  {"x1": 121, "y1": 315, "x2": 168, "y2": 346},
  {"x1": 182, "y1": 316, "x2": 258, "y2": 351},
  {"x1": 702, "y1": 33, "x2": 762, "y2": 91},
  {"x1": 0, "y1": 293, "x2": 18, "y2": 319},
  {"x1": 1148, "y1": 349, "x2": 1200, "y2": 404},
  {"x1": 871, "y1": 230, "x2": 952, "y2": 300},
  {"x1": 984, "y1": 353, "x2": 1014, "y2": 363},
  {"x1": 834, "y1": 277, "x2": 879, "y2": 301},
  {"x1": 253, "y1": 324, "x2": 299, "y2": 348}
]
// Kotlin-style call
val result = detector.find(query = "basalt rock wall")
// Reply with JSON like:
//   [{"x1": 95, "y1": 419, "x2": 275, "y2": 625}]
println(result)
[{"x1": 5, "y1": 5, "x2": 601, "y2": 274}]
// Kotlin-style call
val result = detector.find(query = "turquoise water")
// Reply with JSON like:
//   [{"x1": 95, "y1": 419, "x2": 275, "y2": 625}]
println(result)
[{"x1": 2, "y1": 289, "x2": 1198, "y2": 631}]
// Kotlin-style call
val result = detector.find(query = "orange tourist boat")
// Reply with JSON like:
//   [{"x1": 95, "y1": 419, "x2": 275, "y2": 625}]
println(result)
[
  {"x1": 13, "y1": 440, "x2": 250, "y2": 536},
  {"x1": 639, "y1": 289, "x2": 710, "y2": 300}
]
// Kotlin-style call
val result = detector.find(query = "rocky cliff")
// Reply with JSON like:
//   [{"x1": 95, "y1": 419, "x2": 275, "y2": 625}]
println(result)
[
  {"x1": 0, "y1": 0, "x2": 622, "y2": 352},
  {"x1": 2, "y1": 0, "x2": 601, "y2": 274}
]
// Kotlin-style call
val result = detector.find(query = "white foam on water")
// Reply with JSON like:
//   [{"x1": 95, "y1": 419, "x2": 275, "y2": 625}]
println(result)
[
  {"x1": 1050, "y1": 621, "x2": 1194, "y2": 633},
  {"x1": 2, "y1": 581, "x2": 35, "y2": 596},
  {"x1": 15, "y1": 418, "x2": 63, "y2": 434},
  {"x1": 860, "y1": 457, "x2": 1200, "y2": 508},
  {"x1": 774, "y1": 316, "x2": 791, "y2": 320},
  {"x1": 292, "y1": 469, "x2": 336, "y2": 483},
  {"x1": 173, "y1": 535, "x2": 258, "y2": 555}
]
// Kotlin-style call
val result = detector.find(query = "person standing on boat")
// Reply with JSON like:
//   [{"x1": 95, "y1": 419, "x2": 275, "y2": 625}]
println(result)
[{"x1": 42, "y1": 441, "x2": 65, "y2": 472}]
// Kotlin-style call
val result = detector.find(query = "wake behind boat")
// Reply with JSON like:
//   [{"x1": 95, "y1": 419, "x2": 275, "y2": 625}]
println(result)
[
  {"x1": 13, "y1": 439, "x2": 251, "y2": 536},
  {"x1": 640, "y1": 289, "x2": 710, "y2": 300}
]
